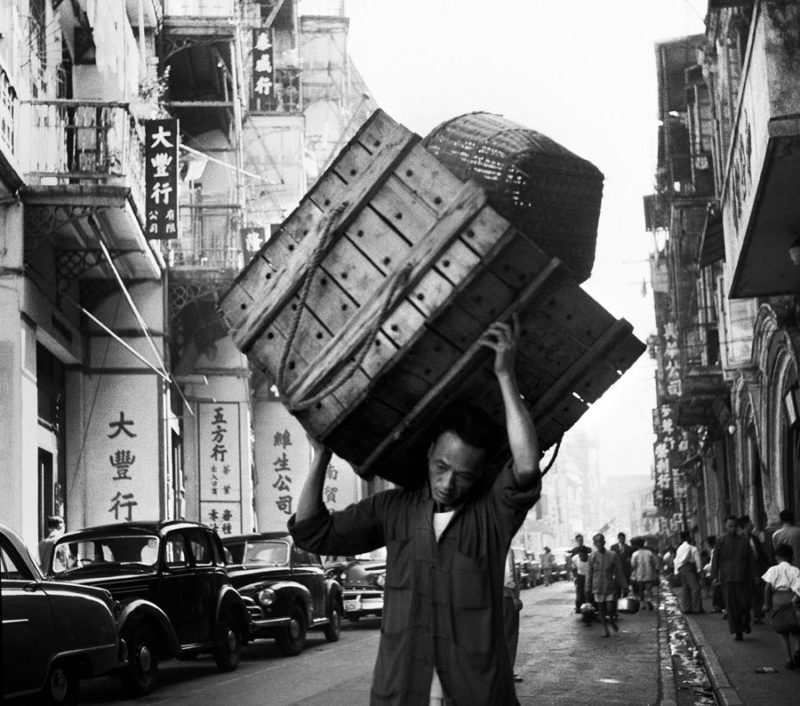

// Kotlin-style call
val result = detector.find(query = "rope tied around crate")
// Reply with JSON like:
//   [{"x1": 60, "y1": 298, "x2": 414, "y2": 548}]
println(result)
[{"x1": 277, "y1": 201, "x2": 414, "y2": 413}]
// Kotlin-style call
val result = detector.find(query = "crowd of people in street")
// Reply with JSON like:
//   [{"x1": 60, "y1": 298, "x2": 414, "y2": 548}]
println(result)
[{"x1": 665, "y1": 510, "x2": 800, "y2": 671}]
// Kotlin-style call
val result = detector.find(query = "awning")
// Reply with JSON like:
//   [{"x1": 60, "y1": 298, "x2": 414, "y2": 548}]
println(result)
[{"x1": 698, "y1": 205, "x2": 724, "y2": 267}]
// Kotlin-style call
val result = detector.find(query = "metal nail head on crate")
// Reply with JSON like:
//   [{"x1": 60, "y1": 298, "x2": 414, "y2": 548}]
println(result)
[{"x1": 218, "y1": 109, "x2": 645, "y2": 490}]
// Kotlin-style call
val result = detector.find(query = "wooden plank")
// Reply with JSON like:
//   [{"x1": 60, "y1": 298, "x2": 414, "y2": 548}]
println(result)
[
  {"x1": 530, "y1": 318, "x2": 636, "y2": 420},
  {"x1": 228, "y1": 124, "x2": 420, "y2": 352},
  {"x1": 356, "y1": 257, "x2": 566, "y2": 476},
  {"x1": 283, "y1": 181, "x2": 487, "y2": 406}
]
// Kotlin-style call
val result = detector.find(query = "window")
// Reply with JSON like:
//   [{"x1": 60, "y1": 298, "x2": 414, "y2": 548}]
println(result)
[
  {"x1": 185, "y1": 529, "x2": 213, "y2": 566},
  {"x1": 0, "y1": 540, "x2": 28, "y2": 580},
  {"x1": 164, "y1": 534, "x2": 188, "y2": 568}
]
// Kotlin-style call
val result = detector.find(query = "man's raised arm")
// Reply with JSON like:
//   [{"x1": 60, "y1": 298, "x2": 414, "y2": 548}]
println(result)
[
  {"x1": 480, "y1": 315, "x2": 540, "y2": 489},
  {"x1": 296, "y1": 439, "x2": 332, "y2": 522}
]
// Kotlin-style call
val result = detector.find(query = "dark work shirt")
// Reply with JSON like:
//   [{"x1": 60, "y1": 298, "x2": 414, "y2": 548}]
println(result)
[{"x1": 289, "y1": 464, "x2": 540, "y2": 706}]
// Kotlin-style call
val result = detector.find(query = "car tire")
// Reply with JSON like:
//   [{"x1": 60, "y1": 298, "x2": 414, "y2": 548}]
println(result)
[
  {"x1": 122, "y1": 623, "x2": 159, "y2": 696},
  {"x1": 276, "y1": 603, "x2": 307, "y2": 656},
  {"x1": 322, "y1": 598, "x2": 342, "y2": 642},
  {"x1": 214, "y1": 609, "x2": 243, "y2": 672},
  {"x1": 40, "y1": 661, "x2": 78, "y2": 706}
]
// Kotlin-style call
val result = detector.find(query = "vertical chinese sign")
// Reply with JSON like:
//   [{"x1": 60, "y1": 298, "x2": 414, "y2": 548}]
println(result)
[
  {"x1": 145, "y1": 119, "x2": 179, "y2": 239},
  {"x1": 198, "y1": 403, "x2": 243, "y2": 535},
  {"x1": 251, "y1": 28, "x2": 274, "y2": 112},
  {"x1": 84, "y1": 376, "x2": 160, "y2": 525},
  {"x1": 254, "y1": 401, "x2": 359, "y2": 532}
]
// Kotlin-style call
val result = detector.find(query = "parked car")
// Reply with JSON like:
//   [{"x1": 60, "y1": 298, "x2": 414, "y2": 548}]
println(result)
[
  {"x1": 324, "y1": 555, "x2": 385, "y2": 621},
  {"x1": 222, "y1": 532, "x2": 343, "y2": 656},
  {"x1": 510, "y1": 545, "x2": 534, "y2": 588},
  {"x1": 45, "y1": 521, "x2": 249, "y2": 696},
  {"x1": 552, "y1": 547, "x2": 573, "y2": 581},
  {"x1": 2, "y1": 522, "x2": 125, "y2": 705}
]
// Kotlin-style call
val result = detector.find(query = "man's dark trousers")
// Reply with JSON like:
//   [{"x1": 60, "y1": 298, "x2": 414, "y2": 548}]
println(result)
[{"x1": 678, "y1": 563, "x2": 703, "y2": 613}]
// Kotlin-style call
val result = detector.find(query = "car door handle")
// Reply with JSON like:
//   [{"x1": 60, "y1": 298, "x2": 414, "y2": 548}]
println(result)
[{"x1": 23, "y1": 582, "x2": 41, "y2": 592}]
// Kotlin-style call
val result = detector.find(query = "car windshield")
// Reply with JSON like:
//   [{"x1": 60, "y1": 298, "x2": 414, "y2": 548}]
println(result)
[
  {"x1": 50, "y1": 534, "x2": 159, "y2": 574},
  {"x1": 232, "y1": 540, "x2": 289, "y2": 567}
]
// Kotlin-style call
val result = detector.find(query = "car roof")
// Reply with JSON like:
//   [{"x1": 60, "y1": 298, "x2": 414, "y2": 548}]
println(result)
[
  {"x1": 0, "y1": 522, "x2": 43, "y2": 578},
  {"x1": 221, "y1": 532, "x2": 291, "y2": 544},
  {"x1": 57, "y1": 520, "x2": 215, "y2": 541}
]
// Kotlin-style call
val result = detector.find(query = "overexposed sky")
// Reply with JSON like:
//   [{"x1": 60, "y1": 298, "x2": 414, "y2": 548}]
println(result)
[{"x1": 343, "y1": 0, "x2": 706, "y2": 477}]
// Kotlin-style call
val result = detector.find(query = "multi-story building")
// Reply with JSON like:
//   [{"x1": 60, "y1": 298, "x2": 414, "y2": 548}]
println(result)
[
  {"x1": 0, "y1": 0, "x2": 376, "y2": 549},
  {"x1": 645, "y1": 0, "x2": 800, "y2": 544}
]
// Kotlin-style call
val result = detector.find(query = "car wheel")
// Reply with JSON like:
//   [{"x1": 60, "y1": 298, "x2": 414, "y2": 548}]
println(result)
[
  {"x1": 214, "y1": 609, "x2": 243, "y2": 672},
  {"x1": 40, "y1": 661, "x2": 78, "y2": 706},
  {"x1": 322, "y1": 599, "x2": 342, "y2": 642},
  {"x1": 122, "y1": 623, "x2": 159, "y2": 696},
  {"x1": 276, "y1": 603, "x2": 307, "y2": 656}
]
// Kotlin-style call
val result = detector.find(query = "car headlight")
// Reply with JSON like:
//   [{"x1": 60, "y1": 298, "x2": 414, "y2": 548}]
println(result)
[
  {"x1": 339, "y1": 571, "x2": 347, "y2": 582},
  {"x1": 376, "y1": 573, "x2": 386, "y2": 588},
  {"x1": 258, "y1": 588, "x2": 276, "y2": 606}
]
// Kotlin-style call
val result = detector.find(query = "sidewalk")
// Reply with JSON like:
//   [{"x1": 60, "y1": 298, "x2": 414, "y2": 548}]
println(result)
[{"x1": 674, "y1": 587, "x2": 800, "y2": 706}]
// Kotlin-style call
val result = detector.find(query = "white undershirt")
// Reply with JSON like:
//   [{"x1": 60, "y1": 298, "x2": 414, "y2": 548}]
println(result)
[{"x1": 430, "y1": 510, "x2": 456, "y2": 704}]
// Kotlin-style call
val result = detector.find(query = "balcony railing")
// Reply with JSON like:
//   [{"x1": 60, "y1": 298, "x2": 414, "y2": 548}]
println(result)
[
  {"x1": 163, "y1": 0, "x2": 235, "y2": 17},
  {"x1": 167, "y1": 196, "x2": 243, "y2": 271},
  {"x1": 19, "y1": 100, "x2": 146, "y2": 216}
]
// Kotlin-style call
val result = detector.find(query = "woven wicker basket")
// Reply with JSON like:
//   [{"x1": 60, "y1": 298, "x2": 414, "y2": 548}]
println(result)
[{"x1": 422, "y1": 112, "x2": 603, "y2": 282}]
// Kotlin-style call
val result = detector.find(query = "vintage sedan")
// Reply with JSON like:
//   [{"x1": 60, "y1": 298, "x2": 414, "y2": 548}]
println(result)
[
  {"x1": 45, "y1": 521, "x2": 249, "y2": 696},
  {"x1": 222, "y1": 532, "x2": 343, "y2": 656},
  {"x1": 325, "y1": 556, "x2": 386, "y2": 622},
  {"x1": 1, "y1": 522, "x2": 125, "y2": 705}
]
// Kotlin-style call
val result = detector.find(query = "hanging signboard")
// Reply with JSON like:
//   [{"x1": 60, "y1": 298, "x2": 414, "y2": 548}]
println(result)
[
  {"x1": 198, "y1": 402, "x2": 243, "y2": 535},
  {"x1": 251, "y1": 28, "x2": 275, "y2": 112},
  {"x1": 145, "y1": 118, "x2": 180, "y2": 239},
  {"x1": 83, "y1": 375, "x2": 161, "y2": 525}
]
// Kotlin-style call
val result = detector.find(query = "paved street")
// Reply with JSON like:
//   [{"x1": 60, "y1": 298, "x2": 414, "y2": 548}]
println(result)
[{"x1": 75, "y1": 579, "x2": 672, "y2": 705}]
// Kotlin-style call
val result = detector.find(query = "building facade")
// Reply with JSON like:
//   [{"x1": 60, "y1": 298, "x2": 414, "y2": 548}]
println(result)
[
  {"x1": 0, "y1": 0, "x2": 377, "y2": 550},
  {"x1": 646, "y1": 0, "x2": 800, "y2": 546}
]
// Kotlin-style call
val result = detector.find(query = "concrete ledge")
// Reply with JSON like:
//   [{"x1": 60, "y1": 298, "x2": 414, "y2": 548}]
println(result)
[{"x1": 683, "y1": 613, "x2": 744, "y2": 706}]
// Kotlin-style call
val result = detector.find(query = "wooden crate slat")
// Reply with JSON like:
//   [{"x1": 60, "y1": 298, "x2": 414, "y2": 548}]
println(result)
[{"x1": 227, "y1": 125, "x2": 420, "y2": 352}]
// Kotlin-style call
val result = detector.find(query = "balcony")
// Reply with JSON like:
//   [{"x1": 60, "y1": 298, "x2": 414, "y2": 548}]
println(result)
[
  {"x1": 0, "y1": 67, "x2": 22, "y2": 191},
  {"x1": 167, "y1": 194, "x2": 243, "y2": 272},
  {"x1": 18, "y1": 100, "x2": 160, "y2": 282}
]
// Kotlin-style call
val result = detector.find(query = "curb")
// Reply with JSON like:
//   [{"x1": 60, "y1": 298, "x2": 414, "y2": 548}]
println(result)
[
  {"x1": 683, "y1": 614, "x2": 744, "y2": 706},
  {"x1": 658, "y1": 598, "x2": 679, "y2": 706}
]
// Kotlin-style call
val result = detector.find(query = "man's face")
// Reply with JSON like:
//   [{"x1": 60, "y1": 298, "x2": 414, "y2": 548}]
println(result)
[
  {"x1": 576, "y1": 535, "x2": 584, "y2": 546},
  {"x1": 618, "y1": 534, "x2": 625, "y2": 544},
  {"x1": 725, "y1": 518, "x2": 738, "y2": 535},
  {"x1": 593, "y1": 535, "x2": 605, "y2": 550},
  {"x1": 427, "y1": 431, "x2": 485, "y2": 510}
]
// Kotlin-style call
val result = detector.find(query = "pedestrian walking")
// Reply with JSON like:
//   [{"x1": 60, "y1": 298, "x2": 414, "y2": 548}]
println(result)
[
  {"x1": 571, "y1": 538, "x2": 590, "y2": 614},
  {"x1": 712, "y1": 515, "x2": 755, "y2": 641},
  {"x1": 611, "y1": 532, "x2": 634, "y2": 594},
  {"x1": 761, "y1": 543, "x2": 800, "y2": 670},
  {"x1": 674, "y1": 530, "x2": 704, "y2": 614},
  {"x1": 630, "y1": 537, "x2": 659, "y2": 610},
  {"x1": 704, "y1": 535, "x2": 725, "y2": 613},
  {"x1": 586, "y1": 533, "x2": 628, "y2": 637},
  {"x1": 290, "y1": 317, "x2": 540, "y2": 706},
  {"x1": 740, "y1": 514, "x2": 770, "y2": 624},
  {"x1": 540, "y1": 546, "x2": 556, "y2": 586},
  {"x1": 37, "y1": 515, "x2": 65, "y2": 572},
  {"x1": 771, "y1": 509, "x2": 800, "y2": 568}
]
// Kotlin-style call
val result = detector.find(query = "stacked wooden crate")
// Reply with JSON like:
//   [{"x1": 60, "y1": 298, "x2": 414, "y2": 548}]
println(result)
[{"x1": 218, "y1": 109, "x2": 645, "y2": 488}]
